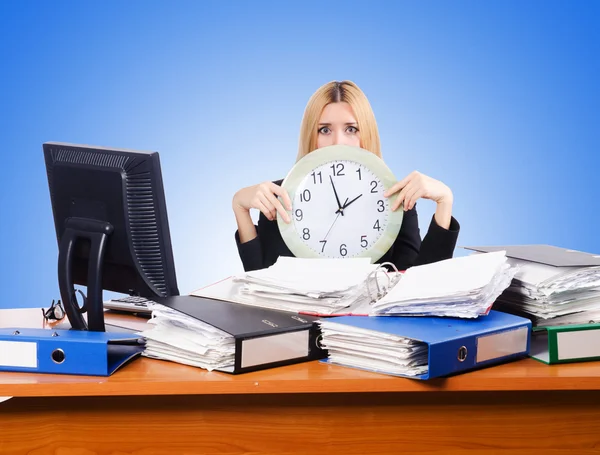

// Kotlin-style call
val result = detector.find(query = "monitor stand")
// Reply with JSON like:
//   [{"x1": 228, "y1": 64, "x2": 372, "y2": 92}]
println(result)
[{"x1": 57, "y1": 217, "x2": 114, "y2": 332}]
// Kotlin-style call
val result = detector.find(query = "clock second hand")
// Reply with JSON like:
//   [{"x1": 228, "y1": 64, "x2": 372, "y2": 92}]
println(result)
[{"x1": 324, "y1": 197, "x2": 348, "y2": 241}]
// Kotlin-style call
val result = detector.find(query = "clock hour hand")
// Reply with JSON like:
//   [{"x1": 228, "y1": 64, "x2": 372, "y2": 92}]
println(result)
[
  {"x1": 329, "y1": 175, "x2": 344, "y2": 216},
  {"x1": 339, "y1": 193, "x2": 363, "y2": 212}
]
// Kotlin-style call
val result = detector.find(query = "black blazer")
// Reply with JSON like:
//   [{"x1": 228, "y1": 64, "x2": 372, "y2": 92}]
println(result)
[{"x1": 235, "y1": 179, "x2": 460, "y2": 272}]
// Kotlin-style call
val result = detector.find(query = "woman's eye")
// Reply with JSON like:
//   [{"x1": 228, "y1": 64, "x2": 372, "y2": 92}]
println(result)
[
  {"x1": 318, "y1": 127, "x2": 330, "y2": 134},
  {"x1": 347, "y1": 126, "x2": 358, "y2": 134}
]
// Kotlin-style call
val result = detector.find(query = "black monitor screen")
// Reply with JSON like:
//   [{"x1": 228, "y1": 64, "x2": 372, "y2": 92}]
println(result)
[{"x1": 44, "y1": 142, "x2": 179, "y2": 330}]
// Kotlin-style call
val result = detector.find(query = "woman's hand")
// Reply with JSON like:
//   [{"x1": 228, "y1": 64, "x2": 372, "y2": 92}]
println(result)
[
  {"x1": 233, "y1": 181, "x2": 292, "y2": 223},
  {"x1": 384, "y1": 171, "x2": 453, "y2": 229}
]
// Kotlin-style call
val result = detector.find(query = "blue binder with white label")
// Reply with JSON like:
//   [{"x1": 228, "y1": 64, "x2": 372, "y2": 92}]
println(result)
[
  {"x1": 320, "y1": 311, "x2": 531, "y2": 379},
  {"x1": 0, "y1": 328, "x2": 144, "y2": 376}
]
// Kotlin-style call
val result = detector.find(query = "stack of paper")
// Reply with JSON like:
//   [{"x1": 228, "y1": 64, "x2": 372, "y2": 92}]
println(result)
[
  {"x1": 494, "y1": 259, "x2": 600, "y2": 327},
  {"x1": 369, "y1": 250, "x2": 518, "y2": 318},
  {"x1": 318, "y1": 319, "x2": 429, "y2": 377},
  {"x1": 229, "y1": 257, "x2": 393, "y2": 315},
  {"x1": 138, "y1": 303, "x2": 236, "y2": 372},
  {"x1": 318, "y1": 310, "x2": 531, "y2": 379}
]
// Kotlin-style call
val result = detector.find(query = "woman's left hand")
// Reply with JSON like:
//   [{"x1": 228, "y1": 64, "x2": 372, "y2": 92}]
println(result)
[{"x1": 384, "y1": 170, "x2": 453, "y2": 212}]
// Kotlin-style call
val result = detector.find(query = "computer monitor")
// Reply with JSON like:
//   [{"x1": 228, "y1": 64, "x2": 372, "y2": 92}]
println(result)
[{"x1": 43, "y1": 142, "x2": 180, "y2": 332}]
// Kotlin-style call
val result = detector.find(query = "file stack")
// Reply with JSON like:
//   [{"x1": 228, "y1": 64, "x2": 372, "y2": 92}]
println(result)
[
  {"x1": 317, "y1": 311, "x2": 531, "y2": 379},
  {"x1": 318, "y1": 318, "x2": 429, "y2": 377},
  {"x1": 369, "y1": 250, "x2": 518, "y2": 318},
  {"x1": 493, "y1": 259, "x2": 600, "y2": 327},
  {"x1": 193, "y1": 252, "x2": 516, "y2": 318},
  {"x1": 228, "y1": 257, "x2": 393, "y2": 316},
  {"x1": 139, "y1": 303, "x2": 236, "y2": 372},
  {"x1": 464, "y1": 245, "x2": 600, "y2": 328},
  {"x1": 134, "y1": 295, "x2": 324, "y2": 374}
]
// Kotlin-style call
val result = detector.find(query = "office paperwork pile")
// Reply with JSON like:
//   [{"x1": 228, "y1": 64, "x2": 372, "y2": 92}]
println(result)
[
  {"x1": 464, "y1": 245, "x2": 600, "y2": 328},
  {"x1": 165, "y1": 251, "x2": 523, "y2": 378},
  {"x1": 369, "y1": 250, "x2": 518, "y2": 318},
  {"x1": 194, "y1": 257, "x2": 390, "y2": 316},
  {"x1": 318, "y1": 311, "x2": 531, "y2": 379},
  {"x1": 135, "y1": 295, "x2": 323, "y2": 374},
  {"x1": 460, "y1": 245, "x2": 600, "y2": 365},
  {"x1": 193, "y1": 252, "x2": 517, "y2": 319},
  {"x1": 318, "y1": 318, "x2": 429, "y2": 377},
  {"x1": 495, "y1": 259, "x2": 600, "y2": 327},
  {"x1": 139, "y1": 303, "x2": 236, "y2": 372},
  {"x1": 313, "y1": 251, "x2": 529, "y2": 379}
]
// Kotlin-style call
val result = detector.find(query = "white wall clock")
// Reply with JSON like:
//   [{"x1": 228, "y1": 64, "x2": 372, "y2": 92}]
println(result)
[{"x1": 277, "y1": 144, "x2": 403, "y2": 262}]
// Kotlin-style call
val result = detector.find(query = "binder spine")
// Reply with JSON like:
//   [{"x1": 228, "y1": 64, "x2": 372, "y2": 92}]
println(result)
[
  {"x1": 548, "y1": 331, "x2": 559, "y2": 364},
  {"x1": 428, "y1": 325, "x2": 530, "y2": 378},
  {"x1": 233, "y1": 323, "x2": 326, "y2": 374}
]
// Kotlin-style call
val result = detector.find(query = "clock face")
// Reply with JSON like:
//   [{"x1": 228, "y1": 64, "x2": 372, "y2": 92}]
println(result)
[{"x1": 278, "y1": 145, "x2": 403, "y2": 262}]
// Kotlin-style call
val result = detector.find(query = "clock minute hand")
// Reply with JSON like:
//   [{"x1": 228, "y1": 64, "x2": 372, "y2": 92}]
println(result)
[
  {"x1": 340, "y1": 193, "x2": 363, "y2": 211},
  {"x1": 329, "y1": 175, "x2": 344, "y2": 216}
]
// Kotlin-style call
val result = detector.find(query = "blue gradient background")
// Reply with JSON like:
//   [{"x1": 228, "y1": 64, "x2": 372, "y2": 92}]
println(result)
[{"x1": 1, "y1": 1, "x2": 598, "y2": 309}]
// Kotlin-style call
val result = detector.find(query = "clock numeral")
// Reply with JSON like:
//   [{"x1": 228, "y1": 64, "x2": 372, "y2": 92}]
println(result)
[
  {"x1": 339, "y1": 244, "x2": 347, "y2": 257},
  {"x1": 330, "y1": 163, "x2": 345, "y2": 176},
  {"x1": 370, "y1": 180, "x2": 378, "y2": 193},
  {"x1": 373, "y1": 220, "x2": 381, "y2": 231},
  {"x1": 319, "y1": 240, "x2": 327, "y2": 252},
  {"x1": 302, "y1": 228, "x2": 310, "y2": 240},
  {"x1": 300, "y1": 189, "x2": 311, "y2": 202},
  {"x1": 377, "y1": 200, "x2": 385, "y2": 212},
  {"x1": 295, "y1": 209, "x2": 303, "y2": 221},
  {"x1": 356, "y1": 168, "x2": 362, "y2": 180},
  {"x1": 311, "y1": 171, "x2": 322, "y2": 184},
  {"x1": 361, "y1": 235, "x2": 368, "y2": 248}
]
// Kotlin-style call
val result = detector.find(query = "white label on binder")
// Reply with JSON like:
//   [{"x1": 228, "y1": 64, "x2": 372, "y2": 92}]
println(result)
[
  {"x1": 241, "y1": 330, "x2": 309, "y2": 368},
  {"x1": 0, "y1": 341, "x2": 38, "y2": 368},
  {"x1": 476, "y1": 327, "x2": 529, "y2": 363},
  {"x1": 557, "y1": 329, "x2": 600, "y2": 360}
]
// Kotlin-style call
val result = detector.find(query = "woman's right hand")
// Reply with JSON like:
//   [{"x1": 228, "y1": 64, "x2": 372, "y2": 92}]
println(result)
[{"x1": 232, "y1": 181, "x2": 292, "y2": 223}]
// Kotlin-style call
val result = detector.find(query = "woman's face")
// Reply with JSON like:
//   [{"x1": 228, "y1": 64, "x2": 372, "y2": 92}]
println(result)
[{"x1": 316, "y1": 102, "x2": 361, "y2": 149}]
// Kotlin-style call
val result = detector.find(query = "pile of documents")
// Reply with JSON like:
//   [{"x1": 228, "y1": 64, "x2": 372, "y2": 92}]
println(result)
[
  {"x1": 493, "y1": 258, "x2": 600, "y2": 327},
  {"x1": 369, "y1": 250, "x2": 518, "y2": 318},
  {"x1": 229, "y1": 257, "x2": 393, "y2": 316},
  {"x1": 317, "y1": 310, "x2": 531, "y2": 379},
  {"x1": 193, "y1": 252, "x2": 517, "y2": 318},
  {"x1": 318, "y1": 318, "x2": 429, "y2": 377},
  {"x1": 138, "y1": 303, "x2": 236, "y2": 372}
]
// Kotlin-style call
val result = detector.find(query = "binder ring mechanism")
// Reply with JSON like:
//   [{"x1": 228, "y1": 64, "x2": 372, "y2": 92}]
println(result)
[{"x1": 366, "y1": 262, "x2": 401, "y2": 304}]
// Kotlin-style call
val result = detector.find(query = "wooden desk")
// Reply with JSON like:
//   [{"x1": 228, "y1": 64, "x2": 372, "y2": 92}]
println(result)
[{"x1": 1, "y1": 308, "x2": 600, "y2": 454}]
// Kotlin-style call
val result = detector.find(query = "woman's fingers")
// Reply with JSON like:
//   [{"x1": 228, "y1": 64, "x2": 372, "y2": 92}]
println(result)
[
  {"x1": 405, "y1": 187, "x2": 424, "y2": 211},
  {"x1": 257, "y1": 193, "x2": 276, "y2": 220},
  {"x1": 246, "y1": 182, "x2": 294, "y2": 223},
  {"x1": 384, "y1": 174, "x2": 410, "y2": 198},
  {"x1": 265, "y1": 190, "x2": 291, "y2": 223},
  {"x1": 392, "y1": 181, "x2": 413, "y2": 211},
  {"x1": 255, "y1": 198, "x2": 274, "y2": 221},
  {"x1": 270, "y1": 183, "x2": 292, "y2": 211},
  {"x1": 384, "y1": 171, "x2": 421, "y2": 198},
  {"x1": 387, "y1": 174, "x2": 414, "y2": 211}
]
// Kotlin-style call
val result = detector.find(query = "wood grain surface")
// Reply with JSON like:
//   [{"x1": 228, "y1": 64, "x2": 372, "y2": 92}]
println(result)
[
  {"x1": 3, "y1": 308, "x2": 600, "y2": 454},
  {"x1": 2, "y1": 309, "x2": 600, "y2": 398},
  {"x1": 2, "y1": 392, "x2": 600, "y2": 454}
]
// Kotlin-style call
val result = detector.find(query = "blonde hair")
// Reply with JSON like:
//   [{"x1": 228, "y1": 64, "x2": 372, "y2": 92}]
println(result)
[{"x1": 296, "y1": 80, "x2": 381, "y2": 162}]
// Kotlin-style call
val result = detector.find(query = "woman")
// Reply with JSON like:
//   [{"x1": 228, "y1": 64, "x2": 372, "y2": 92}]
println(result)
[{"x1": 232, "y1": 80, "x2": 459, "y2": 272}]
